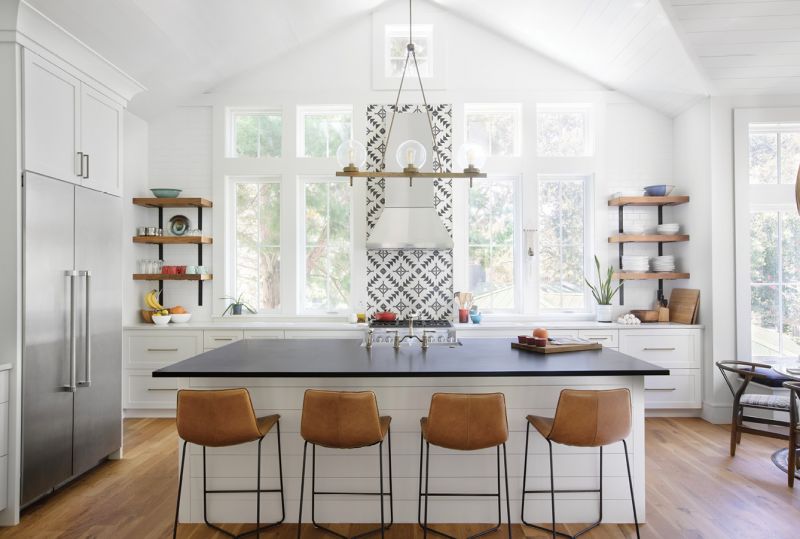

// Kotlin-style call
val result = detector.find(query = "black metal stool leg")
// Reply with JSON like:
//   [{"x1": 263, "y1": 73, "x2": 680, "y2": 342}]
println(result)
[
  {"x1": 502, "y1": 444, "x2": 511, "y2": 539},
  {"x1": 297, "y1": 441, "x2": 308, "y2": 539},
  {"x1": 549, "y1": 440, "x2": 556, "y2": 539},
  {"x1": 387, "y1": 427, "x2": 394, "y2": 528},
  {"x1": 256, "y1": 436, "x2": 262, "y2": 538},
  {"x1": 277, "y1": 420, "x2": 286, "y2": 523},
  {"x1": 521, "y1": 422, "x2": 530, "y2": 525},
  {"x1": 203, "y1": 446, "x2": 236, "y2": 538},
  {"x1": 418, "y1": 431, "x2": 424, "y2": 528},
  {"x1": 379, "y1": 440, "x2": 385, "y2": 539},
  {"x1": 173, "y1": 440, "x2": 188, "y2": 539},
  {"x1": 623, "y1": 439, "x2": 640, "y2": 539}
]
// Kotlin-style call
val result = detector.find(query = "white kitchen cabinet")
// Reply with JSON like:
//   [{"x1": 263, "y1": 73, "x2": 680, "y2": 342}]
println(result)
[
  {"x1": 244, "y1": 330, "x2": 285, "y2": 339},
  {"x1": 284, "y1": 330, "x2": 363, "y2": 339},
  {"x1": 125, "y1": 330, "x2": 203, "y2": 369},
  {"x1": 79, "y1": 85, "x2": 122, "y2": 195},
  {"x1": 23, "y1": 51, "x2": 81, "y2": 183},
  {"x1": 620, "y1": 328, "x2": 703, "y2": 410},
  {"x1": 203, "y1": 330, "x2": 244, "y2": 349},
  {"x1": 23, "y1": 50, "x2": 123, "y2": 195},
  {"x1": 0, "y1": 369, "x2": 9, "y2": 511}
]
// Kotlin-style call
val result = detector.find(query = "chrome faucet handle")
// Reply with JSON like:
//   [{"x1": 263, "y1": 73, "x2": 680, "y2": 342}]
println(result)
[
  {"x1": 386, "y1": 329, "x2": 400, "y2": 349},
  {"x1": 422, "y1": 330, "x2": 435, "y2": 350},
  {"x1": 365, "y1": 328, "x2": 374, "y2": 349}
]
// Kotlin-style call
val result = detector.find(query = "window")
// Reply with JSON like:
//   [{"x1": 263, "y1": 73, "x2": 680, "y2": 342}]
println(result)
[
  {"x1": 749, "y1": 210, "x2": 800, "y2": 356},
  {"x1": 230, "y1": 177, "x2": 281, "y2": 312},
  {"x1": 229, "y1": 109, "x2": 282, "y2": 158},
  {"x1": 537, "y1": 104, "x2": 593, "y2": 157},
  {"x1": 749, "y1": 123, "x2": 800, "y2": 184},
  {"x1": 465, "y1": 104, "x2": 521, "y2": 157},
  {"x1": 538, "y1": 175, "x2": 589, "y2": 311},
  {"x1": 302, "y1": 178, "x2": 352, "y2": 312},
  {"x1": 734, "y1": 112, "x2": 800, "y2": 358},
  {"x1": 297, "y1": 106, "x2": 353, "y2": 158},
  {"x1": 385, "y1": 24, "x2": 432, "y2": 78},
  {"x1": 468, "y1": 177, "x2": 517, "y2": 311}
]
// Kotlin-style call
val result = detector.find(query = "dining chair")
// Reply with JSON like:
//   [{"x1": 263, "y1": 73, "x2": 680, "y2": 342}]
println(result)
[
  {"x1": 716, "y1": 361, "x2": 791, "y2": 456},
  {"x1": 784, "y1": 381, "x2": 800, "y2": 487}
]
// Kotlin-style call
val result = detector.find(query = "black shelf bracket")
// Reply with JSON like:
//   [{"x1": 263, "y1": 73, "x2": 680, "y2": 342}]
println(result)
[{"x1": 147, "y1": 204, "x2": 207, "y2": 307}]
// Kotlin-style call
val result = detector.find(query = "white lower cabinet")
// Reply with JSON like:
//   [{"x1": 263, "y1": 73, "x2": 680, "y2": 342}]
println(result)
[
  {"x1": 203, "y1": 330, "x2": 244, "y2": 350},
  {"x1": 284, "y1": 330, "x2": 363, "y2": 339},
  {"x1": 620, "y1": 328, "x2": 703, "y2": 410}
]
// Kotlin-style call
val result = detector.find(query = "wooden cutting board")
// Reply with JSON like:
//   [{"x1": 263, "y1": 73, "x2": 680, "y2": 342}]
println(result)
[
  {"x1": 511, "y1": 342, "x2": 602, "y2": 354},
  {"x1": 669, "y1": 288, "x2": 700, "y2": 324}
]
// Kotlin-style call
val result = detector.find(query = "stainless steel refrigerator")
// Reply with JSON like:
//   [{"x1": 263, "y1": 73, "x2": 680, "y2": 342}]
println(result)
[{"x1": 22, "y1": 172, "x2": 122, "y2": 505}]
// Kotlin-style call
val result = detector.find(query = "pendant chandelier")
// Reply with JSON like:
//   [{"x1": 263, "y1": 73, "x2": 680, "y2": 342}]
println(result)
[{"x1": 335, "y1": 0, "x2": 487, "y2": 186}]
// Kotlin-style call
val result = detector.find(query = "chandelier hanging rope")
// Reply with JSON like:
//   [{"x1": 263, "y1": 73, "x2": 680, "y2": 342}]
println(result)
[{"x1": 335, "y1": 0, "x2": 487, "y2": 186}]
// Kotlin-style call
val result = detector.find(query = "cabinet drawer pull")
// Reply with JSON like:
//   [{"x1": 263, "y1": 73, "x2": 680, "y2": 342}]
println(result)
[
  {"x1": 645, "y1": 387, "x2": 677, "y2": 392},
  {"x1": 642, "y1": 347, "x2": 676, "y2": 351},
  {"x1": 214, "y1": 337, "x2": 234, "y2": 341},
  {"x1": 147, "y1": 388, "x2": 177, "y2": 392},
  {"x1": 147, "y1": 348, "x2": 179, "y2": 352},
  {"x1": 587, "y1": 336, "x2": 610, "y2": 340}
]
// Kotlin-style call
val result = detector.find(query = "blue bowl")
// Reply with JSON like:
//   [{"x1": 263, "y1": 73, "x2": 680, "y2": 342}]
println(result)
[
  {"x1": 470, "y1": 313, "x2": 482, "y2": 324},
  {"x1": 150, "y1": 188, "x2": 182, "y2": 198},
  {"x1": 643, "y1": 184, "x2": 674, "y2": 197}
]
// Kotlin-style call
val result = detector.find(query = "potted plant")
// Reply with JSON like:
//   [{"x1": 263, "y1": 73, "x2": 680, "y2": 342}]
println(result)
[
  {"x1": 221, "y1": 293, "x2": 256, "y2": 316},
  {"x1": 585, "y1": 256, "x2": 622, "y2": 322}
]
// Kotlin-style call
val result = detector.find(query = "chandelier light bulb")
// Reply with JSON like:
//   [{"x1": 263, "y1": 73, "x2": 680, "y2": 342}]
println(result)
[
  {"x1": 456, "y1": 143, "x2": 487, "y2": 173},
  {"x1": 396, "y1": 140, "x2": 427, "y2": 172},
  {"x1": 336, "y1": 140, "x2": 367, "y2": 171}
]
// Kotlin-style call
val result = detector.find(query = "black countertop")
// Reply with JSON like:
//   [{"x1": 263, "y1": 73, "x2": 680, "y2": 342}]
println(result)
[{"x1": 152, "y1": 338, "x2": 669, "y2": 378}]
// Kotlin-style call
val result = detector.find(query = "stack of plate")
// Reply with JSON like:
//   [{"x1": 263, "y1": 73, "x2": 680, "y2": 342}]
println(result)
[
  {"x1": 621, "y1": 255, "x2": 650, "y2": 272},
  {"x1": 656, "y1": 223, "x2": 680, "y2": 235},
  {"x1": 652, "y1": 255, "x2": 676, "y2": 272}
]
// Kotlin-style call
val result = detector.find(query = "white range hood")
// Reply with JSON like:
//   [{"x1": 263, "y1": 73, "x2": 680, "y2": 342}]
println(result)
[{"x1": 366, "y1": 177, "x2": 453, "y2": 249}]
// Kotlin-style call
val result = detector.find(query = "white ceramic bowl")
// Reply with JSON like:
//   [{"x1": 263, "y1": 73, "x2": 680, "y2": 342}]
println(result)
[
  {"x1": 152, "y1": 314, "x2": 171, "y2": 326},
  {"x1": 170, "y1": 313, "x2": 192, "y2": 324}
]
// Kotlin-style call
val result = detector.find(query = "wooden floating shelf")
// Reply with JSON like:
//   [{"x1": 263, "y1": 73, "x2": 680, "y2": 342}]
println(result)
[
  {"x1": 608, "y1": 196, "x2": 689, "y2": 207},
  {"x1": 132, "y1": 274, "x2": 213, "y2": 281},
  {"x1": 335, "y1": 171, "x2": 487, "y2": 179},
  {"x1": 609, "y1": 234, "x2": 689, "y2": 243},
  {"x1": 132, "y1": 236, "x2": 213, "y2": 245},
  {"x1": 614, "y1": 272, "x2": 690, "y2": 280},
  {"x1": 132, "y1": 197, "x2": 213, "y2": 208}
]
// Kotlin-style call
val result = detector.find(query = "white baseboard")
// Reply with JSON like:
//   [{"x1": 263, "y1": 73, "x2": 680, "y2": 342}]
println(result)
[
  {"x1": 645, "y1": 409, "x2": 702, "y2": 418},
  {"x1": 702, "y1": 401, "x2": 732, "y2": 424},
  {"x1": 124, "y1": 409, "x2": 175, "y2": 419}
]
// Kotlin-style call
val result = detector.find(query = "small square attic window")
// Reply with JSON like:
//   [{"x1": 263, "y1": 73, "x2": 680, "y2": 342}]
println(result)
[{"x1": 385, "y1": 24, "x2": 433, "y2": 78}]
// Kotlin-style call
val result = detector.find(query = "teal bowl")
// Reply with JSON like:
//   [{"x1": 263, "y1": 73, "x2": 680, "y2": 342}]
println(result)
[{"x1": 150, "y1": 188, "x2": 182, "y2": 198}]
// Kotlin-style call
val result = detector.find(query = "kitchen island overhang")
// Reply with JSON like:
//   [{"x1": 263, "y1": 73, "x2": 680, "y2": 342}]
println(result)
[{"x1": 155, "y1": 338, "x2": 667, "y2": 527}]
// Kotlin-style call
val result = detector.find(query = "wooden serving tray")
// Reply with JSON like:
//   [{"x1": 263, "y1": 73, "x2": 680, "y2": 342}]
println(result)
[{"x1": 511, "y1": 342, "x2": 602, "y2": 354}]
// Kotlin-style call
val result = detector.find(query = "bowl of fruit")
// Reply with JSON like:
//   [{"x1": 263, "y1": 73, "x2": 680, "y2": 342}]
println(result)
[
  {"x1": 152, "y1": 313, "x2": 171, "y2": 326},
  {"x1": 169, "y1": 306, "x2": 191, "y2": 323}
]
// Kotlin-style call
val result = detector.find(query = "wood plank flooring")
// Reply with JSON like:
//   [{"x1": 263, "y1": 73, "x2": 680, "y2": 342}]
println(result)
[{"x1": 0, "y1": 417, "x2": 797, "y2": 538}]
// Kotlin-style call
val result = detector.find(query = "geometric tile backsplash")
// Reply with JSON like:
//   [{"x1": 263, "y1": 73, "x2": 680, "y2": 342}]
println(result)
[{"x1": 365, "y1": 103, "x2": 454, "y2": 320}]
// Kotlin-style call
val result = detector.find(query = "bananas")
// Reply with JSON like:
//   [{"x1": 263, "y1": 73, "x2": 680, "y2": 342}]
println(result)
[{"x1": 144, "y1": 289, "x2": 164, "y2": 310}]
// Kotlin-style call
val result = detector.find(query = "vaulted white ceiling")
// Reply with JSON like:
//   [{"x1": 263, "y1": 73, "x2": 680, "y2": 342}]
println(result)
[
  {"x1": 25, "y1": 0, "x2": 386, "y2": 117},
  {"x1": 667, "y1": 0, "x2": 800, "y2": 96},
  {"x1": 25, "y1": 0, "x2": 796, "y2": 119}
]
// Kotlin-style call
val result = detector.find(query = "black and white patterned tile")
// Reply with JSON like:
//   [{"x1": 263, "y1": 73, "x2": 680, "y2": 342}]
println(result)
[{"x1": 365, "y1": 104, "x2": 454, "y2": 320}]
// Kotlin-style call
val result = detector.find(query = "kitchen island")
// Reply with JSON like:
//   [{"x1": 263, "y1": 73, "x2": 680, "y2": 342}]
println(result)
[{"x1": 155, "y1": 338, "x2": 667, "y2": 527}]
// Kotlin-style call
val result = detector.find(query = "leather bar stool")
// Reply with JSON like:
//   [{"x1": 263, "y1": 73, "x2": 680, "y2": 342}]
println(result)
[
  {"x1": 297, "y1": 389, "x2": 393, "y2": 539},
  {"x1": 173, "y1": 388, "x2": 285, "y2": 539},
  {"x1": 418, "y1": 392, "x2": 511, "y2": 539},
  {"x1": 521, "y1": 388, "x2": 639, "y2": 539}
]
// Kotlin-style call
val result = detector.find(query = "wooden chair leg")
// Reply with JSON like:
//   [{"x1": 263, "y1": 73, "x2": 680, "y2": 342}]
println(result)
[
  {"x1": 736, "y1": 409, "x2": 743, "y2": 444},
  {"x1": 789, "y1": 427, "x2": 796, "y2": 488},
  {"x1": 730, "y1": 405, "x2": 740, "y2": 457}
]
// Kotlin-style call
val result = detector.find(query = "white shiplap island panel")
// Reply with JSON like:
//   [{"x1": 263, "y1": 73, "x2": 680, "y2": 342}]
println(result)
[{"x1": 160, "y1": 340, "x2": 657, "y2": 525}]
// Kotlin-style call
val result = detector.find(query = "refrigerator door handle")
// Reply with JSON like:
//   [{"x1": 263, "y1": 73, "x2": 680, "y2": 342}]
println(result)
[
  {"x1": 78, "y1": 270, "x2": 92, "y2": 387},
  {"x1": 63, "y1": 270, "x2": 77, "y2": 392},
  {"x1": 76, "y1": 152, "x2": 84, "y2": 177}
]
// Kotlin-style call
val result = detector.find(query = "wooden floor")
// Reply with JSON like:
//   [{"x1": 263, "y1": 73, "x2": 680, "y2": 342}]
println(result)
[{"x1": 0, "y1": 417, "x2": 797, "y2": 538}]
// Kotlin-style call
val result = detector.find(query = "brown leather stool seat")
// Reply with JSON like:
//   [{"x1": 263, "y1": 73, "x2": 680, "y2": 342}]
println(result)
[
  {"x1": 173, "y1": 388, "x2": 285, "y2": 539},
  {"x1": 521, "y1": 389, "x2": 639, "y2": 539},
  {"x1": 418, "y1": 393, "x2": 512, "y2": 539},
  {"x1": 297, "y1": 389, "x2": 393, "y2": 539}
]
